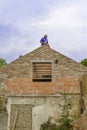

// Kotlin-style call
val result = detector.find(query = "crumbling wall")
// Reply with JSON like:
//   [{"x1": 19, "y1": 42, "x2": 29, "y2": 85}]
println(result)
[
  {"x1": 0, "y1": 114, "x2": 8, "y2": 130},
  {"x1": 72, "y1": 74, "x2": 87, "y2": 130},
  {"x1": 81, "y1": 74, "x2": 87, "y2": 110},
  {"x1": 0, "y1": 97, "x2": 7, "y2": 130},
  {"x1": 82, "y1": 74, "x2": 87, "y2": 97},
  {"x1": 73, "y1": 114, "x2": 87, "y2": 130},
  {"x1": 7, "y1": 96, "x2": 80, "y2": 130}
]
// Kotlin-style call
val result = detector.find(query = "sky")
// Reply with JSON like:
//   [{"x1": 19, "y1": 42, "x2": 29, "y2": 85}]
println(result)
[{"x1": 0, "y1": 0, "x2": 87, "y2": 63}]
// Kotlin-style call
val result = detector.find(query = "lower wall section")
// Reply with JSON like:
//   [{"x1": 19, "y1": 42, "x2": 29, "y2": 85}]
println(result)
[
  {"x1": 0, "y1": 113, "x2": 7, "y2": 130},
  {"x1": 0, "y1": 97, "x2": 7, "y2": 130},
  {"x1": 7, "y1": 95, "x2": 80, "y2": 130}
]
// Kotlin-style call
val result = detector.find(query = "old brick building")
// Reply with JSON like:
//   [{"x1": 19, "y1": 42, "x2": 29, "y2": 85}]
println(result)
[{"x1": 0, "y1": 45, "x2": 87, "y2": 130}]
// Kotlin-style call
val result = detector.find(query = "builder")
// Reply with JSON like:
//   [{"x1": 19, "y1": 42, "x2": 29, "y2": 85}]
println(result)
[{"x1": 40, "y1": 34, "x2": 50, "y2": 47}]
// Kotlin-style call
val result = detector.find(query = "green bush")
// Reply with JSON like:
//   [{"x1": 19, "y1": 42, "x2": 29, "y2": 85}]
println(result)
[
  {"x1": 0, "y1": 58, "x2": 7, "y2": 67},
  {"x1": 40, "y1": 93, "x2": 73, "y2": 130},
  {"x1": 80, "y1": 58, "x2": 87, "y2": 66}
]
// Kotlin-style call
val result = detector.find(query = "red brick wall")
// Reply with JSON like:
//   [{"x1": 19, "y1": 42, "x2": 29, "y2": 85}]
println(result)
[{"x1": 5, "y1": 76, "x2": 80, "y2": 96}]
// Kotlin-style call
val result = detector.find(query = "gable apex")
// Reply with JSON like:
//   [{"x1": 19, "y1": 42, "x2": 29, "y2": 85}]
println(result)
[
  {"x1": 0, "y1": 45, "x2": 87, "y2": 76},
  {"x1": 10, "y1": 45, "x2": 87, "y2": 70}
]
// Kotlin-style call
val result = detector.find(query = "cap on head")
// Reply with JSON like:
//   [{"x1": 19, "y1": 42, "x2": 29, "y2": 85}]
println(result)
[{"x1": 44, "y1": 34, "x2": 48, "y2": 38}]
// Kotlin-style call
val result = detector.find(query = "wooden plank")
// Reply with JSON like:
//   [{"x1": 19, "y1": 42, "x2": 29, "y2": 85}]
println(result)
[
  {"x1": 34, "y1": 68, "x2": 51, "y2": 71},
  {"x1": 34, "y1": 70, "x2": 51, "y2": 72},
  {"x1": 33, "y1": 62, "x2": 51, "y2": 64},
  {"x1": 33, "y1": 66, "x2": 51, "y2": 68},
  {"x1": 12, "y1": 110, "x2": 18, "y2": 130},
  {"x1": 33, "y1": 77, "x2": 51, "y2": 79},
  {"x1": 33, "y1": 74, "x2": 51, "y2": 77},
  {"x1": 33, "y1": 64, "x2": 51, "y2": 67},
  {"x1": 34, "y1": 66, "x2": 51, "y2": 68}
]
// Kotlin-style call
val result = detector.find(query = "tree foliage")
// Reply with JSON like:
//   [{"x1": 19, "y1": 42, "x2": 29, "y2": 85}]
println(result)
[
  {"x1": 80, "y1": 58, "x2": 87, "y2": 66},
  {"x1": 0, "y1": 58, "x2": 7, "y2": 68}
]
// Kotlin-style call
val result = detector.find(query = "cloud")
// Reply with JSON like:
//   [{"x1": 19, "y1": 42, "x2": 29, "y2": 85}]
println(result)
[
  {"x1": 32, "y1": 4, "x2": 87, "y2": 30},
  {"x1": 0, "y1": 0, "x2": 87, "y2": 63},
  {"x1": 0, "y1": 23, "x2": 38, "y2": 62},
  {"x1": 31, "y1": 3, "x2": 87, "y2": 55}
]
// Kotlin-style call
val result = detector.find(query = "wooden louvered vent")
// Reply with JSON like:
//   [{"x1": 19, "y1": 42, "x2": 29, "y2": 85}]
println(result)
[{"x1": 33, "y1": 62, "x2": 52, "y2": 82}]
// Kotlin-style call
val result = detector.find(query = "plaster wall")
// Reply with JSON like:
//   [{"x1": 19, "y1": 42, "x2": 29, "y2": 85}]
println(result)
[{"x1": 7, "y1": 95, "x2": 80, "y2": 130}]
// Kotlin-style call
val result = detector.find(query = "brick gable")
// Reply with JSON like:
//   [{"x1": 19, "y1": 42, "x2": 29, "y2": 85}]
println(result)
[{"x1": 0, "y1": 46, "x2": 87, "y2": 96}]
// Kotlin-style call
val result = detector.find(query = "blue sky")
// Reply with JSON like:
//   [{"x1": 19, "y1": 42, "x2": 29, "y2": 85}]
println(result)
[{"x1": 0, "y1": 0, "x2": 87, "y2": 63}]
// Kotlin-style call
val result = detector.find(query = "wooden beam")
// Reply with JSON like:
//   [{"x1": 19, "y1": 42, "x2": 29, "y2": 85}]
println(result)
[{"x1": 12, "y1": 110, "x2": 18, "y2": 130}]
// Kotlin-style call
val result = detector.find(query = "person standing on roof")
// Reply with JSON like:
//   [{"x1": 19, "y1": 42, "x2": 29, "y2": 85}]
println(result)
[{"x1": 40, "y1": 34, "x2": 50, "y2": 47}]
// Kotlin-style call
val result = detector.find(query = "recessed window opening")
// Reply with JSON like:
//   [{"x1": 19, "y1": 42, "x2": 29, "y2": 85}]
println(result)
[{"x1": 33, "y1": 62, "x2": 52, "y2": 82}]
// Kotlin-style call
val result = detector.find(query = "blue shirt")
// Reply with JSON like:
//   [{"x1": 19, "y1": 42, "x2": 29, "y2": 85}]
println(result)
[{"x1": 40, "y1": 37, "x2": 48, "y2": 44}]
